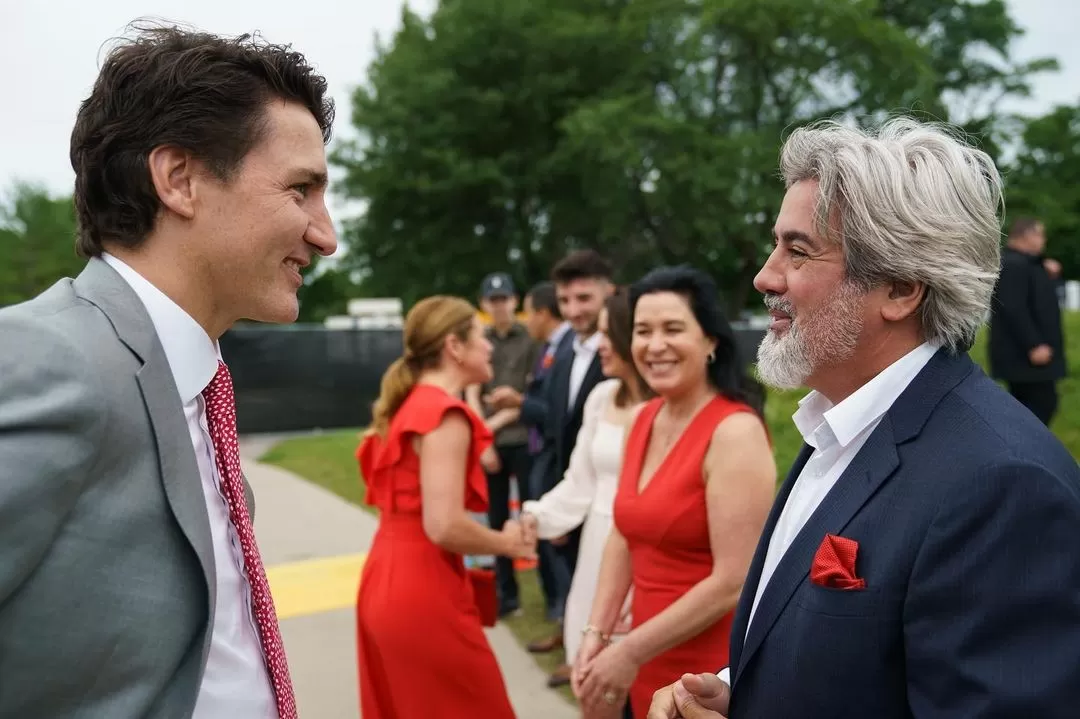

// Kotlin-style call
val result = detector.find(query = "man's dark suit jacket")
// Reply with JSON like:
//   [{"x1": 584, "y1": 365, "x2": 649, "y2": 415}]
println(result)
[
  {"x1": 522, "y1": 331, "x2": 604, "y2": 494},
  {"x1": 989, "y1": 246, "x2": 1066, "y2": 383},
  {"x1": 728, "y1": 349, "x2": 1080, "y2": 719}
]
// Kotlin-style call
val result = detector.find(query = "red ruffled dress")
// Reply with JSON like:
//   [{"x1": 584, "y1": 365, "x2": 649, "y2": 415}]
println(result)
[{"x1": 355, "y1": 384, "x2": 516, "y2": 718}]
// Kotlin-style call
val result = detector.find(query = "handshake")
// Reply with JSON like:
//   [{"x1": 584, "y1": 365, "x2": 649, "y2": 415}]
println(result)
[{"x1": 499, "y1": 513, "x2": 539, "y2": 561}]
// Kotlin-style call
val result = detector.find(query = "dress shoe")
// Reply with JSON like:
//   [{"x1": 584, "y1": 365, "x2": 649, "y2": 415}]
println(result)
[
  {"x1": 546, "y1": 663, "x2": 572, "y2": 688},
  {"x1": 527, "y1": 633, "x2": 563, "y2": 653}
]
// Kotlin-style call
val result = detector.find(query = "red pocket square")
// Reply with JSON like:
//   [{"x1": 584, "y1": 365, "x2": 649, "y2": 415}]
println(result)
[{"x1": 810, "y1": 534, "x2": 866, "y2": 590}]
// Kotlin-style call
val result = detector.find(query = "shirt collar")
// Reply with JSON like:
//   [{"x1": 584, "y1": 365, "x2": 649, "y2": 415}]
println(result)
[
  {"x1": 792, "y1": 341, "x2": 940, "y2": 451},
  {"x1": 548, "y1": 321, "x2": 571, "y2": 349},
  {"x1": 102, "y1": 253, "x2": 220, "y2": 403},
  {"x1": 573, "y1": 331, "x2": 601, "y2": 355}
]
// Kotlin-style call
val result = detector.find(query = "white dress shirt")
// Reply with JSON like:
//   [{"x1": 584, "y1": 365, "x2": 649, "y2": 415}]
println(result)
[
  {"x1": 546, "y1": 321, "x2": 572, "y2": 359},
  {"x1": 567, "y1": 331, "x2": 601, "y2": 408},
  {"x1": 718, "y1": 341, "x2": 939, "y2": 687},
  {"x1": 102, "y1": 254, "x2": 276, "y2": 716}
]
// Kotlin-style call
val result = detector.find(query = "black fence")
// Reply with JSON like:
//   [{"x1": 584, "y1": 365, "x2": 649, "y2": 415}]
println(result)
[{"x1": 222, "y1": 323, "x2": 767, "y2": 434}]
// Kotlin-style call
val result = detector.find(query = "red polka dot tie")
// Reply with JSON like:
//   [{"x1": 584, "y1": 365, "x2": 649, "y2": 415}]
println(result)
[{"x1": 203, "y1": 360, "x2": 297, "y2": 718}]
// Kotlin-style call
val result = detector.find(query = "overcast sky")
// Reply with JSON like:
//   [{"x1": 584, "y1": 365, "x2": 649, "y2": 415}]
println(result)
[{"x1": 2, "y1": 0, "x2": 1077, "y2": 216}]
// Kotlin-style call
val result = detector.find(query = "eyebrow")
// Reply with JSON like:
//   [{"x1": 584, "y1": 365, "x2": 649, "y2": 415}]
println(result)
[
  {"x1": 294, "y1": 168, "x2": 329, "y2": 188},
  {"x1": 773, "y1": 228, "x2": 821, "y2": 251}
]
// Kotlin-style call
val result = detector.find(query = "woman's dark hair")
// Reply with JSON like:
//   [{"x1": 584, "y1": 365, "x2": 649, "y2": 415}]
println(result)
[
  {"x1": 604, "y1": 289, "x2": 654, "y2": 407},
  {"x1": 628, "y1": 265, "x2": 764, "y2": 416}
]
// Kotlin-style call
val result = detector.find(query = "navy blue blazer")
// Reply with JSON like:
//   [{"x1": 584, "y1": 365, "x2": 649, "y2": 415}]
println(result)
[
  {"x1": 728, "y1": 349, "x2": 1080, "y2": 718},
  {"x1": 520, "y1": 328, "x2": 575, "y2": 434}
]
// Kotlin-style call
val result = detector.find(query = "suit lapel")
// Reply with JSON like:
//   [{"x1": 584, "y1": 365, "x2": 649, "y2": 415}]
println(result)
[
  {"x1": 729, "y1": 442, "x2": 813, "y2": 680},
  {"x1": 735, "y1": 422, "x2": 900, "y2": 679},
  {"x1": 569, "y1": 354, "x2": 604, "y2": 420},
  {"x1": 74, "y1": 258, "x2": 217, "y2": 602},
  {"x1": 550, "y1": 335, "x2": 575, "y2": 425},
  {"x1": 733, "y1": 348, "x2": 975, "y2": 681},
  {"x1": 136, "y1": 360, "x2": 217, "y2": 594}
]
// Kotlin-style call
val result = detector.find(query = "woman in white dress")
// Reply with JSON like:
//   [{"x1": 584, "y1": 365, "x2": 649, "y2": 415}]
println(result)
[{"x1": 521, "y1": 289, "x2": 651, "y2": 674}]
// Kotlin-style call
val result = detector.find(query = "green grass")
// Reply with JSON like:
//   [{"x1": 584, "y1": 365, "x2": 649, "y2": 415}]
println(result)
[
  {"x1": 258, "y1": 312, "x2": 1079, "y2": 698},
  {"x1": 258, "y1": 429, "x2": 376, "y2": 513}
]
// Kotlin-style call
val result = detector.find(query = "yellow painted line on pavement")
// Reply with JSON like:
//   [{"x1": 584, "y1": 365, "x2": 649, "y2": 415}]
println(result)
[{"x1": 266, "y1": 553, "x2": 366, "y2": 620}]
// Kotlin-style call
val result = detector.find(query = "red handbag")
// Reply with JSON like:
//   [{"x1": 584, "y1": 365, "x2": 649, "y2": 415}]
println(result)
[{"x1": 467, "y1": 567, "x2": 498, "y2": 627}]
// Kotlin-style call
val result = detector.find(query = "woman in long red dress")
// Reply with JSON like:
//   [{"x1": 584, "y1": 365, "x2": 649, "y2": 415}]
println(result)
[
  {"x1": 572, "y1": 267, "x2": 776, "y2": 718},
  {"x1": 355, "y1": 295, "x2": 536, "y2": 719}
]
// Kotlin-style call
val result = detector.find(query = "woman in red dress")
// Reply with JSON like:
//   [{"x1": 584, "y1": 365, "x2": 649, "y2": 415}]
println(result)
[
  {"x1": 355, "y1": 295, "x2": 536, "y2": 719},
  {"x1": 572, "y1": 267, "x2": 776, "y2": 718}
]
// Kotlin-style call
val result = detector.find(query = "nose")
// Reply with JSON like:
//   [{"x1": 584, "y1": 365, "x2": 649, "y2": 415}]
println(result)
[
  {"x1": 306, "y1": 200, "x2": 338, "y2": 257},
  {"x1": 646, "y1": 334, "x2": 667, "y2": 356},
  {"x1": 753, "y1": 246, "x2": 786, "y2": 296}
]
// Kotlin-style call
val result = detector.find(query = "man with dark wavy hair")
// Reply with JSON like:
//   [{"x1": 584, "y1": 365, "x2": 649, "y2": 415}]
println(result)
[{"x1": 0, "y1": 23, "x2": 336, "y2": 718}]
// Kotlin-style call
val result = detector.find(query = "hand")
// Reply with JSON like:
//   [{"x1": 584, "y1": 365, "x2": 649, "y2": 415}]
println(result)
[
  {"x1": 520, "y1": 513, "x2": 539, "y2": 547},
  {"x1": 647, "y1": 673, "x2": 731, "y2": 719},
  {"x1": 579, "y1": 641, "x2": 641, "y2": 714},
  {"x1": 484, "y1": 386, "x2": 523, "y2": 410},
  {"x1": 571, "y1": 630, "x2": 607, "y2": 697},
  {"x1": 480, "y1": 446, "x2": 501, "y2": 473},
  {"x1": 486, "y1": 407, "x2": 520, "y2": 433},
  {"x1": 500, "y1": 519, "x2": 536, "y2": 560},
  {"x1": 1029, "y1": 344, "x2": 1053, "y2": 366},
  {"x1": 1043, "y1": 257, "x2": 1062, "y2": 278}
]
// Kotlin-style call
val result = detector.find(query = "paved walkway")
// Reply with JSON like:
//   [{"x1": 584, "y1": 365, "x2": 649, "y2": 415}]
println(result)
[{"x1": 240, "y1": 434, "x2": 577, "y2": 719}]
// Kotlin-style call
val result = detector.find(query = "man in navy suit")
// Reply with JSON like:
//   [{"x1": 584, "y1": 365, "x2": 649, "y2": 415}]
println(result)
[
  {"x1": 648, "y1": 117, "x2": 1080, "y2": 719},
  {"x1": 488, "y1": 251, "x2": 612, "y2": 685}
]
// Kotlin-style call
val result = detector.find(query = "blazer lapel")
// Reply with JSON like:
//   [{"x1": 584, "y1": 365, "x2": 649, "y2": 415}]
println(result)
[
  {"x1": 733, "y1": 348, "x2": 975, "y2": 680},
  {"x1": 735, "y1": 422, "x2": 900, "y2": 679},
  {"x1": 136, "y1": 359, "x2": 217, "y2": 593},
  {"x1": 549, "y1": 338, "x2": 575, "y2": 426},
  {"x1": 74, "y1": 259, "x2": 217, "y2": 602},
  {"x1": 570, "y1": 355, "x2": 604, "y2": 419},
  {"x1": 729, "y1": 442, "x2": 814, "y2": 681}
]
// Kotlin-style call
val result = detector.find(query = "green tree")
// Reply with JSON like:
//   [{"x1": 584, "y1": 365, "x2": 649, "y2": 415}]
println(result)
[
  {"x1": 333, "y1": 0, "x2": 1057, "y2": 311},
  {"x1": 0, "y1": 183, "x2": 83, "y2": 307},
  {"x1": 1004, "y1": 102, "x2": 1080, "y2": 280},
  {"x1": 296, "y1": 259, "x2": 363, "y2": 323}
]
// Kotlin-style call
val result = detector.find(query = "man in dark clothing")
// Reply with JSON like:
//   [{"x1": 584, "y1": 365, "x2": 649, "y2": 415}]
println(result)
[
  {"x1": 519, "y1": 282, "x2": 573, "y2": 626},
  {"x1": 467, "y1": 272, "x2": 541, "y2": 617},
  {"x1": 487, "y1": 251, "x2": 613, "y2": 686},
  {"x1": 989, "y1": 217, "x2": 1066, "y2": 425}
]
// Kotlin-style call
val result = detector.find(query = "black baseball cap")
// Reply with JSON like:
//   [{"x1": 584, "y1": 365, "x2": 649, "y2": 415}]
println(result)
[{"x1": 480, "y1": 272, "x2": 516, "y2": 298}]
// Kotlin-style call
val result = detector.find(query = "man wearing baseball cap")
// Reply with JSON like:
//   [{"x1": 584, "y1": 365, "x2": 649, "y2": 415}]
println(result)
[{"x1": 467, "y1": 271, "x2": 542, "y2": 617}]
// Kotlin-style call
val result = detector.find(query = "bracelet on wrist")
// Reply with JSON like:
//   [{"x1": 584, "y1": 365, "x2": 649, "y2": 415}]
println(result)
[{"x1": 581, "y1": 624, "x2": 611, "y2": 644}]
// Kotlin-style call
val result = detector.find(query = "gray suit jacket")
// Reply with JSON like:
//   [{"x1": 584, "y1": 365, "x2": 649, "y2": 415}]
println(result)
[{"x1": 0, "y1": 258, "x2": 256, "y2": 718}]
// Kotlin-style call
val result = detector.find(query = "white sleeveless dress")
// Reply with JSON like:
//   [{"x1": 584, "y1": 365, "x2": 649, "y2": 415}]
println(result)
[{"x1": 520, "y1": 378, "x2": 631, "y2": 663}]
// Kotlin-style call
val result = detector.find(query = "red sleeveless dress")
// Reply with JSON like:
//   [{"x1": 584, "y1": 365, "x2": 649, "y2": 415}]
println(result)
[
  {"x1": 354, "y1": 384, "x2": 516, "y2": 719},
  {"x1": 614, "y1": 394, "x2": 755, "y2": 717}
]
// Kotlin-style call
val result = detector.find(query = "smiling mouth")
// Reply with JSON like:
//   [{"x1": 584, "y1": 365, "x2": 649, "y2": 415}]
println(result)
[
  {"x1": 646, "y1": 360, "x2": 678, "y2": 373},
  {"x1": 283, "y1": 259, "x2": 304, "y2": 286}
]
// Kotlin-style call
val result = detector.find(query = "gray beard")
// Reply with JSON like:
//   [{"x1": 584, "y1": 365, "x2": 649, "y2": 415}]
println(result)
[{"x1": 754, "y1": 283, "x2": 865, "y2": 390}]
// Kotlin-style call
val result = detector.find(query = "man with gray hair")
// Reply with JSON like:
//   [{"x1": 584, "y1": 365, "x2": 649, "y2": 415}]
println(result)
[{"x1": 648, "y1": 117, "x2": 1080, "y2": 719}]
